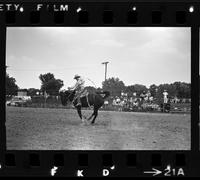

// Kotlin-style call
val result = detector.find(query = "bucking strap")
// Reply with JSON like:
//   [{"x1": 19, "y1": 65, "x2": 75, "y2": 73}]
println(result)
[{"x1": 86, "y1": 93, "x2": 92, "y2": 109}]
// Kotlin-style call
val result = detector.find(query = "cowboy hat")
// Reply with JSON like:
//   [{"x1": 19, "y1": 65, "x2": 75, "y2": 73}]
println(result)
[{"x1": 74, "y1": 74, "x2": 80, "y2": 79}]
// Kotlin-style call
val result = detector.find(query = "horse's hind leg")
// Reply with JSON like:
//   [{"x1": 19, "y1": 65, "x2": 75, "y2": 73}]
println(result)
[
  {"x1": 87, "y1": 112, "x2": 94, "y2": 121},
  {"x1": 91, "y1": 109, "x2": 98, "y2": 124}
]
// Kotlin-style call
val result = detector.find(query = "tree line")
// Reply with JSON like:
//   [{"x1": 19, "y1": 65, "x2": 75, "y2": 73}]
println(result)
[
  {"x1": 102, "y1": 77, "x2": 190, "y2": 99},
  {"x1": 6, "y1": 72, "x2": 191, "y2": 100}
]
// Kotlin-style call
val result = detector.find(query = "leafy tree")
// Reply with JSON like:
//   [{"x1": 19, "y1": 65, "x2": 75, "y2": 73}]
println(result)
[
  {"x1": 132, "y1": 84, "x2": 148, "y2": 96},
  {"x1": 101, "y1": 76, "x2": 191, "y2": 102},
  {"x1": 102, "y1": 77, "x2": 125, "y2": 97},
  {"x1": 149, "y1": 84, "x2": 158, "y2": 97},
  {"x1": 96, "y1": 87, "x2": 102, "y2": 92},
  {"x1": 39, "y1": 73, "x2": 54, "y2": 84},
  {"x1": 172, "y1": 82, "x2": 190, "y2": 98},
  {"x1": 154, "y1": 82, "x2": 190, "y2": 103},
  {"x1": 125, "y1": 85, "x2": 135, "y2": 96},
  {"x1": 45, "y1": 79, "x2": 64, "y2": 95},
  {"x1": 39, "y1": 73, "x2": 64, "y2": 95},
  {"x1": 6, "y1": 73, "x2": 18, "y2": 95},
  {"x1": 27, "y1": 88, "x2": 40, "y2": 96},
  {"x1": 125, "y1": 84, "x2": 148, "y2": 97},
  {"x1": 177, "y1": 82, "x2": 190, "y2": 98}
]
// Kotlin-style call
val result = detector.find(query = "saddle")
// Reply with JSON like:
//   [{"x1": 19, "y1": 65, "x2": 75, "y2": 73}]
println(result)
[
  {"x1": 73, "y1": 89, "x2": 89, "y2": 102},
  {"x1": 73, "y1": 89, "x2": 92, "y2": 108}
]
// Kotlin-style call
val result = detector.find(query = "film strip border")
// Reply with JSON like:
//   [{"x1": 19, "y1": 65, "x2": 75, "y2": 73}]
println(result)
[
  {"x1": 0, "y1": 0, "x2": 200, "y2": 177},
  {"x1": 0, "y1": 1, "x2": 199, "y2": 26},
  {"x1": 0, "y1": 151, "x2": 198, "y2": 177}
]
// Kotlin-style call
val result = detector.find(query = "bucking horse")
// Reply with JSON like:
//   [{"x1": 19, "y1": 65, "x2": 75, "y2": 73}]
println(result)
[{"x1": 59, "y1": 90, "x2": 110, "y2": 124}]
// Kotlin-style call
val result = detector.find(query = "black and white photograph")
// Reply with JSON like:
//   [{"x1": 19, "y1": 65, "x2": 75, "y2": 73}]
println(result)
[{"x1": 6, "y1": 27, "x2": 191, "y2": 150}]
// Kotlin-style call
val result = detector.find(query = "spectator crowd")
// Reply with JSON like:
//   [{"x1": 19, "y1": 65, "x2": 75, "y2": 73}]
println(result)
[{"x1": 110, "y1": 90, "x2": 191, "y2": 112}]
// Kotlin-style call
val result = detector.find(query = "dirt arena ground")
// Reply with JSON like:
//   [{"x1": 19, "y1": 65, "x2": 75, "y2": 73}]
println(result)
[{"x1": 6, "y1": 106, "x2": 190, "y2": 150}]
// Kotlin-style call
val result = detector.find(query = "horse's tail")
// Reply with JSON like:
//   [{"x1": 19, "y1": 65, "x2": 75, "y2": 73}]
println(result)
[{"x1": 96, "y1": 91, "x2": 110, "y2": 99}]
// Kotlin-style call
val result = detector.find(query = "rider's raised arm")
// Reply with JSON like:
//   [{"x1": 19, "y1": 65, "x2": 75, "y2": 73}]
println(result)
[
  {"x1": 78, "y1": 78, "x2": 85, "y2": 86},
  {"x1": 69, "y1": 82, "x2": 79, "y2": 90}
]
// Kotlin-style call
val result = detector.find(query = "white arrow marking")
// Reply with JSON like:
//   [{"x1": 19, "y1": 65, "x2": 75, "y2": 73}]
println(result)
[{"x1": 144, "y1": 168, "x2": 162, "y2": 176}]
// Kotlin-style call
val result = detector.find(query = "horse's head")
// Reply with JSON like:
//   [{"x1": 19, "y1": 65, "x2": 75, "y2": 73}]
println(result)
[{"x1": 59, "y1": 90, "x2": 75, "y2": 106}]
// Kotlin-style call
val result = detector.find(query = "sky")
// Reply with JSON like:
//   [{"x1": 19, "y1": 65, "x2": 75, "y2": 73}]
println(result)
[{"x1": 6, "y1": 27, "x2": 191, "y2": 90}]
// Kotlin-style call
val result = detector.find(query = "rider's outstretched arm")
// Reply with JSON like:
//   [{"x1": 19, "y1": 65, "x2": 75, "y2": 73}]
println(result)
[{"x1": 69, "y1": 82, "x2": 79, "y2": 90}]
